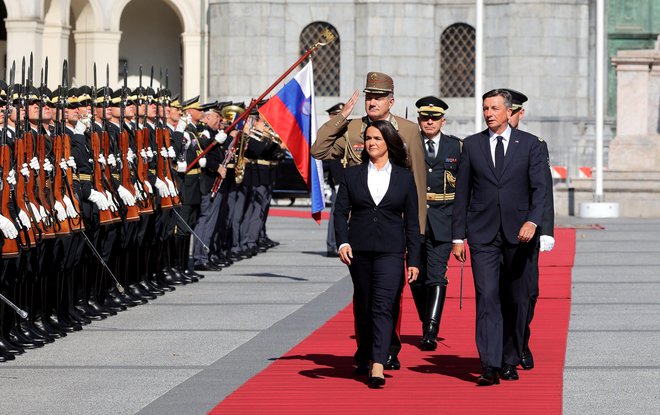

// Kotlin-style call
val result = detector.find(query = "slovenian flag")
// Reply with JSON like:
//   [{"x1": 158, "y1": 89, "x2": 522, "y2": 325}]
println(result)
[{"x1": 259, "y1": 61, "x2": 325, "y2": 223}]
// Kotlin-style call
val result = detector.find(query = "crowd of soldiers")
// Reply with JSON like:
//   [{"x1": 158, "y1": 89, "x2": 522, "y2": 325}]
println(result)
[{"x1": 0, "y1": 61, "x2": 283, "y2": 362}]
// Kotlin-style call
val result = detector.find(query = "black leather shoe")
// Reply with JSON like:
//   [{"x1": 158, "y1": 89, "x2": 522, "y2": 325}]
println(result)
[
  {"x1": 477, "y1": 367, "x2": 500, "y2": 386},
  {"x1": 383, "y1": 355, "x2": 400, "y2": 370},
  {"x1": 326, "y1": 250, "x2": 339, "y2": 258},
  {"x1": 520, "y1": 349, "x2": 534, "y2": 370},
  {"x1": 501, "y1": 364, "x2": 519, "y2": 380},
  {"x1": 367, "y1": 376, "x2": 386, "y2": 389}
]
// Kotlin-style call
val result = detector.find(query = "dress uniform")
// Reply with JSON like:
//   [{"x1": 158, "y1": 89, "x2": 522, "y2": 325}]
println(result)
[
  {"x1": 410, "y1": 96, "x2": 462, "y2": 351},
  {"x1": 311, "y1": 72, "x2": 427, "y2": 372},
  {"x1": 323, "y1": 103, "x2": 344, "y2": 257}
]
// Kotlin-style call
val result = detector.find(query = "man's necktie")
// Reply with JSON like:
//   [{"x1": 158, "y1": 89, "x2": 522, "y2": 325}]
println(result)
[
  {"x1": 427, "y1": 139, "x2": 435, "y2": 159},
  {"x1": 495, "y1": 135, "x2": 504, "y2": 176}
]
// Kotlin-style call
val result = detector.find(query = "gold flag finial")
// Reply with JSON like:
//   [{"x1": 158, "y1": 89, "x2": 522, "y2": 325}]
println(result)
[{"x1": 314, "y1": 28, "x2": 336, "y2": 48}]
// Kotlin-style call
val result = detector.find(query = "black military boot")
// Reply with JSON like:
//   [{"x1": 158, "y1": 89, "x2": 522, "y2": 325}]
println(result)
[
  {"x1": 420, "y1": 285, "x2": 447, "y2": 351},
  {"x1": 408, "y1": 281, "x2": 427, "y2": 331}
]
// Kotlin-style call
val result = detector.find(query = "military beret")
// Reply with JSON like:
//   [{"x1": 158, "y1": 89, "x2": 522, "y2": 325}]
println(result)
[
  {"x1": 326, "y1": 102, "x2": 344, "y2": 115},
  {"x1": 363, "y1": 72, "x2": 394, "y2": 94},
  {"x1": 415, "y1": 96, "x2": 448, "y2": 116}
]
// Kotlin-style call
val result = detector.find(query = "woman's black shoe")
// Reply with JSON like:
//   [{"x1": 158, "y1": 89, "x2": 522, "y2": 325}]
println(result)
[{"x1": 367, "y1": 376, "x2": 386, "y2": 388}]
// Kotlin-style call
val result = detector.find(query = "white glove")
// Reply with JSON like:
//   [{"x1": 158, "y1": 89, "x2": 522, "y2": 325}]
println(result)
[
  {"x1": 18, "y1": 210, "x2": 32, "y2": 229},
  {"x1": 0, "y1": 214, "x2": 18, "y2": 239},
  {"x1": 167, "y1": 146, "x2": 176, "y2": 159},
  {"x1": 43, "y1": 159, "x2": 53, "y2": 173},
  {"x1": 134, "y1": 182, "x2": 145, "y2": 201},
  {"x1": 214, "y1": 130, "x2": 227, "y2": 144},
  {"x1": 146, "y1": 147, "x2": 154, "y2": 159},
  {"x1": 199, "y1": 157, "x2": 207, "y2": 168},
  {"x1": 59, "y1": 159, "x2": 68, "y2": 171},
  {"x1": 29, "y1": 202, "x2": 42, "y2": 223},
  {"x1": 98, "y1": 154, "x2": 106, "y2": 166},
  {"x1": 144, "y1": 180, "x2": 153, "y2": 194},
  {"x1": 182, "y1": 132, "x2": 191, "y2": 150},
  {"x1": 53, "y1": 201, "x2": 67, "y2": 222},
  {"x1": 176, "y1": 161, "x2": 187, "y2": 173},
  {"x1": 176, "y1": 119, "x2": 186, "y2": 132},
  {"x1": 201, "y1": 130, "x2": 211, "y2": 140},
  {"x1": 20, "y1": 163, "x2": 30, "y2": 178},
  {"x1": 117, "y1": 185, "x2": 136, "y2": 207},
  {"x1": 127, "y1": 148, "x2": 136, "y2": 163},
  {"x1": 140, "y1": 148, "x2": 147, "y2": 159},
  {"x1": 155, "y1": 178, "x2": 170, "y2": 197},
  {"x1": 62, "y1": 195, "x2": 78, "y2": 218},
  {"x1": 540, "y1": 235, "x2": 555, "y2": 252},
  {"x1": 67, "y1": 156, "x2": 77, "y2": 171},
  {"x1": 81, "y1": 114, "x2": 92, "y2": 129},
  {"x1": 105, "y1": 191, "x2": 118, "y2": 212},
  {"x1": 88, "y1": 189, "x2": 109, "y2": 210},
  {"x1": 160, "y1": 147, "x2": 168, "y2": 158},
  {"x1": 39, "y1": 205, "x2": 47, "y2": 222},
  {"x1": 7, "y1": 169, "x2": 16, "y2": 186},
  {"x1": 107, "y1": 153, "x2": 117, "y2": 167},
  {"x1": 165, "y1": 177, "x2": 177, "y2": 197},
  {"x1": 74, "y1": 120, "x2": 87, "y2": 134},
  {"x1": 29, "y1": 157, "x2": 40, "y2": 171}
]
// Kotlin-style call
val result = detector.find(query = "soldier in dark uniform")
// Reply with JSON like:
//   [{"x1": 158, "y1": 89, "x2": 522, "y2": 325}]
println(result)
[
  {"x1": 323, "y1": 103, "x2": 344, "y2": 258},
  {"x1": 505, "y1": 89, "x2": 555, "y2": 371},
  {"x1": 410, "y1": 96, "x2": 462, "y2": 351}
]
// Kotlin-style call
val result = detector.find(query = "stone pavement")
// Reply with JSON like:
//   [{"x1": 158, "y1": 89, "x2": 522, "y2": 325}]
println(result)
[{"x1": 0, "y1": 214, "x2": 658, "y2": 414}]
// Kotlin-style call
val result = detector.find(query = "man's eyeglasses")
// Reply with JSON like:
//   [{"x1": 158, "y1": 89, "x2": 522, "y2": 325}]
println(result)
[{"x1": 419, "y1": 115, "x2": 443, "y2": 122}]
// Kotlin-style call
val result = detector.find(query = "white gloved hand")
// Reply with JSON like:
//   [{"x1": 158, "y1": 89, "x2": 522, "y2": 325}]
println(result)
[
  {"x1": 144, "y1": 180, "x2": 153, "y2": 195},
  {"x1": 155, "y1": 178, "x2": 170, "y2": 197},
  {"x1": 29, "y1": 203, "x2": 42, "y2": 223},
  {"x1": 146, "y1": 147, "x2": 154, "y2": 159},
  {"x1": 18, "y1": 210, "x2": 32, "y2": 229},
  {"x1": 165, "y1": 177, "x2": 177, "y2": 197},
  {"x1": 98, "y1": 154, "x2": 106, "y2": 166},
  {"x1": 74, "y1": 120, "x2": 87, "y2": 134},
  {"x1": 29, "y1": 157, "x2": 40, "y2": 171},
  {"x1": 176, "y1": 161, "x2": 187, "y2": 173},
  {"x1": 105, "y1": 191, "x2": 118, "y2": 212},
  {"x1": 7, "y1": 169, "x2": 16, "y2": 186},
  {"x1": 62, "y1": 195, "x2": 78, "y2": 218},
  {"x1": 134, "y1": 182, "x2": 145, "y2": 201},
  {"x1": 43, "y1": 159, "x2": 53, "y2": 173},
  {"x1": 0, "y1": 214, "x2": 18, "y2": 239},
  {"x1": 182, "y1": 132, "x2": 191, "y2": 150},
  {"x1": 88, "y1": 189, "x2": 110, "y2": 210},
  {"x1": 201, "y1": 130, "x2": 211, "y2": 140},
  {"x1": 107, "y1": 153, "x2": 117, "y2": 167},
  {"x1": 127, "y1": 148, "x2": 136, "y2": 163},
  {"x1": 67, "y1": 156, "x2": 77, "y2": 171},
  {"x1": 540, "y1": 235, "x2": 555, "y2": 252},
  {"x1": 199, "y1": 157, "x2": 207, "y2": 168},
  {"x1": 140, "y1": 148, "x2": 147, "y2": 159},
  {"x1": 214, "y1": 130, "x2": 227, "y2": 144},
  {"x1": 20, "y1": 163, "x2": 30, "y2": 178},
  {"x1": 167, "y1": 146, "x2": 176, "y2": 159},
  {"x1": 59, "y1": 159, "x2": 68, "y2": 171},
  {"x1": 53, "y1": 201, "x2": 67, "y2": 222},
  {"x1": 39, "y1": 205, "x2": 47, "y2": 222},
  {"x1": 176, "y1": 120, "x2": 186, "y2": 132},
  {"x1": 160, "y1": 147, "x2": 168, "y2": 158},
  {"x1": 117, "y1": 185, "x2": 136, "y2": 207},
  {"x1": 81, "y1": 114, "x2": 92, "y2": 129}
]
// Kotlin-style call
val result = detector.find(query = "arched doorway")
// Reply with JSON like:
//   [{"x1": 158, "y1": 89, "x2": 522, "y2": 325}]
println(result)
[{"x1": 119, "y1": 0, "x2": 182, "y2": 95}]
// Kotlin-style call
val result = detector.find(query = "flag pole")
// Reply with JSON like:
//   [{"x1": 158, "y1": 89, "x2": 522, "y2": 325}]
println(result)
[{"x1": 185, "y1": 29, "x2": 336, "y2": 173}]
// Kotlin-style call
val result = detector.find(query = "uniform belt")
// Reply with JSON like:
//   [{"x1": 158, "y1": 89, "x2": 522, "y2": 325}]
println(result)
[
  {"x1": 256, "y1": 159, "x2": 276, "y2": 166},
  {"x1": 78, "y1": 173, "x2": 92, "y2": 181},
  {"x1": 187, "y1": 168, "x2": 200, "y2": 175},
  {"x1": 426, "y1": 192, "x2": 455, "y2": 201},
  {"x1": 149, "y1": 168, "x2": 156, "y2": 174},
  {"x1": 111, "y1": 173, "x2": 120, "y2": 180},
  {"x1": 226, "y1": 163, "x2": 235, "y2": 168}
]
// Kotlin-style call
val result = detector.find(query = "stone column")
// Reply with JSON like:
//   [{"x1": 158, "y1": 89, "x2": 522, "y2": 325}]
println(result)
[
  {"x1": 72, "y1": 31, "x2": 122, "y2": 88},
  {"x1": 181, "y1": 32, "x2": 203, "y2": 100},
  {"x1": 4, "y1": 19, "x2": 44, "y2": 77},
  {"x1": 42, "y1": 23, "x2": 71, "y2": 84},
  {"x1": 608, "y1": 40, "x2": 660, "y2": 171}
]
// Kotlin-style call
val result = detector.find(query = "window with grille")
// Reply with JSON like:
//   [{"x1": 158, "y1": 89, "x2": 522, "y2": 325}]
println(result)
[
  {"x1": 300, "y1": 22, "x2": 340, "y2": 96},
  {"x1": 440, "y1": 23, "x2": 476, "y2": 97}
]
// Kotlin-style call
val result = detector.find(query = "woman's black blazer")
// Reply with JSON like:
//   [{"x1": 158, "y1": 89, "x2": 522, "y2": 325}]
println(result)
[{"x1": 334, "y1": 163, "x2": 420, "y2": 267}]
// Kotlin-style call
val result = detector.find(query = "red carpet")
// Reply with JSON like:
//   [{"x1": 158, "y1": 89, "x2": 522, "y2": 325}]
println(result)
[{"x1": 210, "y1": 228, "x2": 575, "y2": 415}]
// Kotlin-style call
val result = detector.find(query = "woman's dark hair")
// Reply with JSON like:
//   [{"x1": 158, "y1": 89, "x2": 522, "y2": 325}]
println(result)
[{"x1": 360, "y1": 120, "x2": 408, "y2": 167}]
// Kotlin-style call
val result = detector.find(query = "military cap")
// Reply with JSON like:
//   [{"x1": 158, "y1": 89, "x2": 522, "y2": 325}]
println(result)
[
  {"x1": 94, "y1": 87, "x2": 113, "y2": 104},
  {"x1": 363, "y1": 72, "x2": 394, "y2": 94},
  {"x1": 0, "y1": 80, "x2": 7, "y2": 97},
  {"x1": 326, "y1": 102, "x2": 344, "y2": 115},
  {"x1": 109, "y1": 88, "x2": 124, "y2": 106},
  {"x1": 181, "y1": 95, "x2": 201, "y2": 111},
  {"x1": 415, "y1": 96, "x2": 448, "y2": 116},
  {"x1": 503, "y1": 88, "x2": 528, "y2": 111},
  {"x1": 250, "y1": 99, "x2": 268, "y2": 116},
  {"x1": 24, "y1": 86, "x2": 41, "y2": 102},
  {"x1": 200, "y1": 100, "x2": 218, "y2": 111},
  {"x1": 170, "y1": 97, "x2": 182, "y2": 109}
]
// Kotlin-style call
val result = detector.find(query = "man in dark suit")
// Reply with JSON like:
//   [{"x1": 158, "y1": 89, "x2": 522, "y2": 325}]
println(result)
[
  {"x1": 451, "y1": 89, "x2": 546, "y2": 385},
  {"x1": 505, "y1": 89, "x2": 555, "y2": 370},
  {"x1": 410, "y1": 96, "x2": 462, "y2": 351}
]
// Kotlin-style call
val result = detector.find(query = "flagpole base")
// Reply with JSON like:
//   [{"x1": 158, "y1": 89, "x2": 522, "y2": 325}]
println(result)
[{"x1": 579, "y1": 202, "x2": 620, "y2": 218}]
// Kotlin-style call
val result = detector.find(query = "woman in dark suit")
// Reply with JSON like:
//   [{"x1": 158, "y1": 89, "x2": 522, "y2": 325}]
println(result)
[{"x1": 334, "y1": 120, "x2": 420, "y2": 388}]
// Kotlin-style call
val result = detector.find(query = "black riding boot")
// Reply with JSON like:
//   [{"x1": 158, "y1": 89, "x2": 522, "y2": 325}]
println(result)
[{"x1": 420, "y1": 285, "x2": 447, "y2": 351}]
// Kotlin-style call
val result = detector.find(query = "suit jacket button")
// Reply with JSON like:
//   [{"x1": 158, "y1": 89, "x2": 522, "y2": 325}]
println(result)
[
  {"x1": 373, "y1": 207, "x2": 377, "y2": 211},
  {"x1": 373, "y1": 217, "x2": 378, "y2": 222}
]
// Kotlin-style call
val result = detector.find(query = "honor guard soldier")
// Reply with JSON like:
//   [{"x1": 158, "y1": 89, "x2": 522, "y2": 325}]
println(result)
[
  {"x1": 411, "y1": 96, "x2": 461, "y2": 351},
  {"x1": 504, "y1": 88, "x2": 555, "y2": 371},
  {"x1": 312, "y1": 72, "x2": 427, "y2": 373},
  {"x1": 323, "y1": 102, "x2": 344, "y2": 258}
]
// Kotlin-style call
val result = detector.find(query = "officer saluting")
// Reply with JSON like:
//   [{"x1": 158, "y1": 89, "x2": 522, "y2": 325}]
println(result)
[{"x1": 411, "y1": 96, "x2": 462, "y2": 351}]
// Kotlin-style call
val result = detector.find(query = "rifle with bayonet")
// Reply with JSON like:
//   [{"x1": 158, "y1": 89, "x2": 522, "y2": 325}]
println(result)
[
  {"x1": 117, "y1": 63, "x2": 140, "y2": 222},
  {"x1": 0, "y1": 65, "x2": 20, "y2": 258}
]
